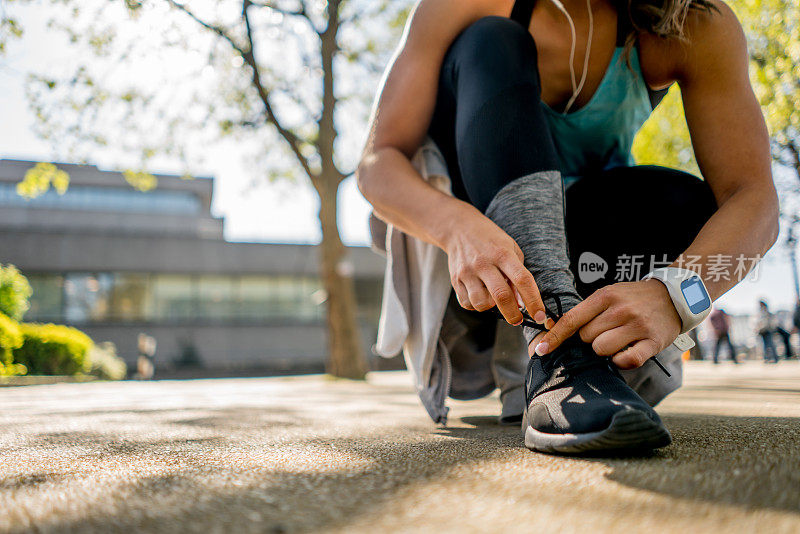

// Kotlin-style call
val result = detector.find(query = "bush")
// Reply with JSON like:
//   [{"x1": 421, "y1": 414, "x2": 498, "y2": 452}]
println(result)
[
  {"x1": 13, "y1": 323, "x2": 93, "y2": 376},
  {"x1": 0, "y1": 264, "x2": 32, "y2": 321},
  {"x1": 0, "y1": 312, "x2": 25, "y2": 376},
  {"x1": 87, "y1": 341, "x2": 127, "y2": 380}
]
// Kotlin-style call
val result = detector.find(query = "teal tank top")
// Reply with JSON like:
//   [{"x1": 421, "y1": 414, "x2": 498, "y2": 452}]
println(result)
[
  {"x1": 542, "y1": 47, "x2": 653, "y2": 183},
  {"x1": 509, "y1": 0, "x2": 668, "y2": 183}
]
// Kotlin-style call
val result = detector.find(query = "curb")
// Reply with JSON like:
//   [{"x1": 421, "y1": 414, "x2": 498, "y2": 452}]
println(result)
[{"x1": 0, "y1": 375, "x2": 98, "y2": 387}]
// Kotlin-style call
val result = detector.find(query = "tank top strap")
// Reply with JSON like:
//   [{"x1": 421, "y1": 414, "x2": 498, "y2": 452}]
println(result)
[
  {"x1": 510, "y1": 0, "x2": 536, "y2": 28},
  {"x1": 612, "y1": 3, "x2": 671, "y2": 109}
]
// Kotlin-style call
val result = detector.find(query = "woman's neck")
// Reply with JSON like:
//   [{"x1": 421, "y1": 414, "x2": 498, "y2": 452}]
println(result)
[
  {"x1": 537, "y1": 0, "x2": 614, "y2": 30},
  {"x1": 546, "y1": 0, "x2": 607, "y2": 15}
]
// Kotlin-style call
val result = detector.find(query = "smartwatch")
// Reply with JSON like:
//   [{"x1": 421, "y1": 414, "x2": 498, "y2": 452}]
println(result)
[{"x1": 643, "y1": 267, "x2": 712, "y2": 334}]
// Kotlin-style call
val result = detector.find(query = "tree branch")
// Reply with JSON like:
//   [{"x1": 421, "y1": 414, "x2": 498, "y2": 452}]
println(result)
[
  {"x1": 164, "y1": 0, "x2": 247, "y2": 56},
  {"x1": 241, "y1": 0, "x2": 316, "y2": 178},
  {"x1": 249, "y1": 0, "x2": 317, "y2": 33},
  {"x1": 166, "y1": 0, "x2": 320, "y2": 179},
  {"x1": 341, "y1": 2, "x2": 387, "y2": 26},
  {"x1": 788, "y1": 140, "x2": 800, "y2": 181}
]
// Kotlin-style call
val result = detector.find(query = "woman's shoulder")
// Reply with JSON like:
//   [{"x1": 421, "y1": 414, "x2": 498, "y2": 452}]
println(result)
[
  {"x1": 681, "y1": 0, "x2": 744, "y2": 50},
  {"x1": 398, "y1": 0, "x2": 514, "y2": 51},
  {"x1": 407, "y1": 0, "x2": 513, "y2": 22},
  {"x1": 637, "y1": 0, "x2": 746, "y2": 89}
]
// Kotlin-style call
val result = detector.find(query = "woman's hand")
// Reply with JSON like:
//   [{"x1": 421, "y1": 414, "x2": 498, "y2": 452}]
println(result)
[
  {"x1": 532, "y1": 279, "x2": 682, "y2": 369},
  {"x1": 444, "y1": 204, "x2": 546, "y2": 326}
]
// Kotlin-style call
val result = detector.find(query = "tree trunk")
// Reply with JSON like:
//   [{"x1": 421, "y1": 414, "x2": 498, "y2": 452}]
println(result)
[{"x1": 315, "y1": 178, "x2": 368, "y2": 379}]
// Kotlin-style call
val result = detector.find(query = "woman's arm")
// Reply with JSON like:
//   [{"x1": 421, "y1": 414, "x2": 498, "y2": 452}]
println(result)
[
  {"x1": 671, "y1": 1, "x2": 779, "y2": 299},
  {"x1": 358, "y1": 0, "x2": 478, "y2": 248},
  {"x1": 536, "y1": 2, "x2": 779, "y2": 367},
  {"x1": 357, "y1": 0, "x2": 547, "y2": 325}
]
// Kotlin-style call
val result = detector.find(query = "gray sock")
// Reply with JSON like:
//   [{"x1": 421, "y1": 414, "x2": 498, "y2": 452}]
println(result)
[{"x1": 485, "y1": 171, "x2": 581, "y2": 344}]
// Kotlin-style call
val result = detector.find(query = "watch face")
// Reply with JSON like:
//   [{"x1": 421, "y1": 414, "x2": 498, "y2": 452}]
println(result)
[{"x1": 681, "y1": 277, "x2": 711, "y2": 314}]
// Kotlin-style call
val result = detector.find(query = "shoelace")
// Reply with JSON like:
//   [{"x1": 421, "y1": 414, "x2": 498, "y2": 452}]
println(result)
[{"x1": 495, "y1": 292, "x2": 671, "y2": 377}]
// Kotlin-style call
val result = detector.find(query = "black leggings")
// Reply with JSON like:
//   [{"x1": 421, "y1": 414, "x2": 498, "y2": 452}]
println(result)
[{"x1": 427, "y1": 16, "x2": 717, "y2": 298}]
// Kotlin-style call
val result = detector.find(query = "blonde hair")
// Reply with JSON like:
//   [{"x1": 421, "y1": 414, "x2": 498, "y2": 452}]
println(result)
[{"x1": 618, "y1": 0, "x2": 719, "y2": 63}]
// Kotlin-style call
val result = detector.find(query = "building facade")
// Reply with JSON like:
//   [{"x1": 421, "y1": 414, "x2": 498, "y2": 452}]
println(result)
[{"x1": 0, "y1": 159, "x2": 390, "y2": 373}]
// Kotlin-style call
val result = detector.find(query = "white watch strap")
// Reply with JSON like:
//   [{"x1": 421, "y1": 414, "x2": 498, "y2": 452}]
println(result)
[
  {"x1": 672, "y1": 333, "x2": 695, "y2": 352},
  {"x1": 643, "y1": 267, "x2": 711, "y2": 334}
]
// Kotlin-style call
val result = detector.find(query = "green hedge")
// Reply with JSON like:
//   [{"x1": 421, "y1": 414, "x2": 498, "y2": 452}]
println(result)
[
  {"x1": 13, "y1": 323, "x2": 93, "y2": 376},
  {"x1": 0, "y1": 264, "x2": 32, "y2": 321},
  {"x1": 87, "y1": 342, "x2": 128, "y2": 381},
  {"x1": 0, "y1": 312, "x2": 25, "y2": 376}
]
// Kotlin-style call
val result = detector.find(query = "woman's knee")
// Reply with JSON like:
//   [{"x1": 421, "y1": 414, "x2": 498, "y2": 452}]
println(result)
[{"x1": 446, "y1": 16, "x2": 538, "y2": 79}]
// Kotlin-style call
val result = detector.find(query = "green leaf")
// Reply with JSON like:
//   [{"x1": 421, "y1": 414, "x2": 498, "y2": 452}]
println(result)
[
  {"x1": 15, "y1": 162, "x2": 70, "y2": 199},
  {"x1": 122, "y1": 169, "x2": 158, "y2": 192}
]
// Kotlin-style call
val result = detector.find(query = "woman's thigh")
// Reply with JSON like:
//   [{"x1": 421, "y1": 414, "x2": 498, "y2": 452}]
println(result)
[
  {"x1": 427, "y1": 16, "x2": 559, "y2": 211},
  {"x1": 564, "y1": 165, "x2": 718, "y2": 298}
]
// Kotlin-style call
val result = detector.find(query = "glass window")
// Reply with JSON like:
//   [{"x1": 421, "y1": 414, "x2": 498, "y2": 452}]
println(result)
[
  {"x1": 64, "y1": 273, "x2": 113, "y2": 323},
  {"x1": 26, "y1": 274, "x2": 64, "y2": 322},
  {"x1": 24, "y1": 272, "x2": 329, "y2": 324},
  {"x1": 0, "y1": 183, "x2": 202, "y2": 215},
  {"x1": 151, "y1": 275, "x2": 195, "y2": 321},
  {"x1": 237, "y1": 277, "x2": 277, "y2": 319},
  {"x1": 196, "y1": 276, "x2": 236, "y2": 320},
  {"x1": 236, "y1": 276, "x2": 322, "y2": 321},
  {"x1": 110, "y1": 274, "x2": 152, "y2": 321},
  {"x1": 291, "y1": 277, "x2": 324, "y2": 320}
]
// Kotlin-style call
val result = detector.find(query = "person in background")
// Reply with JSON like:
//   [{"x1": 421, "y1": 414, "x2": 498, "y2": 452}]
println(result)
[
  {"x1": 774, "y1": 316, "x2": 795, "y2": 359},
  {"x1": 136, "y1": 333, "x2": 157, "y2": 380},
  {"x1": 757, "y1": 300, "x2": 778, "y2": 364},
  {"x1": 791, "y1": 298, "x2": 800, "y2": 359},
  {"x1": 709, "y1": 307, "x2": 737, "y2": 364}
]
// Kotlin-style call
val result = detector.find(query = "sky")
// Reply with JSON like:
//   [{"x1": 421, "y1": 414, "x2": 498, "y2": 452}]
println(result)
[{"x1": 1, "y1": 3, "x2": 799, "y2": 315}]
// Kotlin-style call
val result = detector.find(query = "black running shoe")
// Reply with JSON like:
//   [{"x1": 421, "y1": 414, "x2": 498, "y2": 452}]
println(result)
[{"x1": 523, "y1": 335, "x2": 672, "y2": 454}]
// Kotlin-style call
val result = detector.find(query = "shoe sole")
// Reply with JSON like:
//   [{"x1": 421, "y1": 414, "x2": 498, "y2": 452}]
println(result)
[{"x1": 523, "y1": 408, "x2": 672, "y2": 454}]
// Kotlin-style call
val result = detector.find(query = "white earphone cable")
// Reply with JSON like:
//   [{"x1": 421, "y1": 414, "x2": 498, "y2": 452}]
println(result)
[
  {"x1": 564, "y1": 0, "x2": 593, "y2": 113},
  {"x1": 549, "y1": 0, "x2": 578, "y2": 98},
  {"x1": 550, "y1": 0, "x2": 594, "y2": 114}
]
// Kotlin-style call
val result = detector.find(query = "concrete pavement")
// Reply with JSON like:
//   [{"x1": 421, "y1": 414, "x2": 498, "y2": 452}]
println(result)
[{"x1": 0, "y1": 361, "x2": 798, "y2": 533}]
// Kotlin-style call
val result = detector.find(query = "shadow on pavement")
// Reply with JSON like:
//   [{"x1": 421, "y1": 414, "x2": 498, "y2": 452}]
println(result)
[
  {"x1": 451, "y1": 411, "x2": 800, "y2": 515},
  {"x1": 7, "y1": 409, "x2": 800, "y2": 533},
  {"x1": 590, "y1": 413, "x2": 800, "y2": 514},
  {"x1": 22, "y1": 421, "x2": 520, "y2": 534}
]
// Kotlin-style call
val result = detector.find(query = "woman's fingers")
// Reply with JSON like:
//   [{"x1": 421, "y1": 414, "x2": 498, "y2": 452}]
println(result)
[
  {"x1": 453, "y1": 267, "x2": 526, "y2": 325},
  {"x1": 579, "y1": 306, "x2": 627, "y2": 343},
  {"x1": 448, "y1": 242, "x2": 544, "y2": 326},
  {"x1": 535, "y1": 295, "x2": 606, "y2": 355},
  {"x1": 590, "y1": 326, "x2": 641, "y2": 357},
  {"x1": 611, "y1": 338, "x2": 660, "y2": 369},
  {"x1": 480, "y1": 268, "x2": 523, "y2": 325},
  {"x1": 462, "y1": 277, "x2": 494, "y2": 312},
  {"x1": 453, "y1": 280, "x2": 474, "y2": 310},
  {"x1": 498, "y1": 256, "x2": 545, "y2": 320}
]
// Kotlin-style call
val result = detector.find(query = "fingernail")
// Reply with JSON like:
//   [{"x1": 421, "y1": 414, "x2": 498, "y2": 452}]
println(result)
[
  {"x1": 533, "y1": 310, "x2": 546, "y2": 323},
  {"x1": 535, "y1": 342, "x2": 549, "y2": 356},
  {"x1": 514, "y1": 289, "x2": 524, "y2": 309}
]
